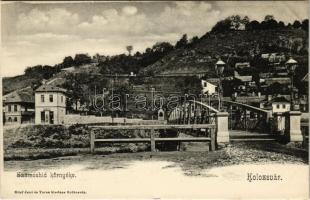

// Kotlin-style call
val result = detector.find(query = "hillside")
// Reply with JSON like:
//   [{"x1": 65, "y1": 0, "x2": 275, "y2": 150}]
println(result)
[
  {"x1": 142, "y1": 29, "x2": 308, "y2": 75},
  {"x1": 3, "y1": 17, "x2": 308, "y2": 95},
  {"x1": 3, "y1": 63, "x2": 100, "y2": 94},
  {"x1": 3, "y1": 75, "x2": 42, "y2": 95}
]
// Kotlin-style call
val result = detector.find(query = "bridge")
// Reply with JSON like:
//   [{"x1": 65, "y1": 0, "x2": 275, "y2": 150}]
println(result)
[{"x1": 88, "y1": 98, "x2": 306, "y2": 153}]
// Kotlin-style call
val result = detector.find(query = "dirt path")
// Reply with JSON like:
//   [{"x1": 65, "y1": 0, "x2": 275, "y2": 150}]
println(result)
[{"x1": 2, "y1": 159, "x2": 308, "y2": 198}]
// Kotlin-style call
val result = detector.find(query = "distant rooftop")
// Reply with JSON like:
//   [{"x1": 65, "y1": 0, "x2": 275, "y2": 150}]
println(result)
[
  {"x1": 36, "y1": 85, "x2": 67, "y2": 93},
  {"x1": 4, "y1": 88, "x2": 34, "y2": 103},
  {"x1": 216, "y1": 59, "x2": 225, "y2": 65},
  {"x1": 286, "y1": 58, "x2": 297, "y2": 64}
]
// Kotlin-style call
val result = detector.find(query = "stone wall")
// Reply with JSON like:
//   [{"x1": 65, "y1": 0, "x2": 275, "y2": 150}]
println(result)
[
  {"x1": 63, "y1": 114, "x2": 163, "y2": 125},
  {"x1": 64, "y1": 114, "x2": 112, "y2": 124}
]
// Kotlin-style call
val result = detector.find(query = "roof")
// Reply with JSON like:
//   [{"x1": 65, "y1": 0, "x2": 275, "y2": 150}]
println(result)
[
  {"x1": 286, "y1": 58, "x2": 297, "y2": 64},
  {"x1": 216, "y1": 59, "x2": 225, "y2": 65},
  {"x1": 271, "y1": 96, "x2": 290, "y2": 103},
  {"x1": 61, "y1": 67, "x2": 75, "y2": 71},
  {"x1": 262, "y1": 96, "x2": 290, "y2": 107},
  {"x1": 235, "y1": 62, "x2": 250, "y2": 66},
  {"x1": 201, "y1": 79, "x2": 217, "y2": 87},
  {"x1": 235, "y1": 76, "x2": 252, "y2": 82},
  {"x1": 36, "y1": 85, "x2": 67, "y2": 93},
  {"x1": 302, "y1": 73, "x2": 308, "y2": 82},
  {"x1": 4, "y1": 89, "x2": 34, "y2": 103}
]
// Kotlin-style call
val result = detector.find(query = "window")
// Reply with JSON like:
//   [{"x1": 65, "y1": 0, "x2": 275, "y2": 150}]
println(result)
[
  {"x1": 8, "y1": 105, "x2": 11, "y2": 112},
  {"x1": 14, "y1": 117, "x2": 17, "y2": 122},
  {"x1": 41, "y1": 111, "x2": 45, "y2": 123},
  {"x1": 50, "y1": 111, "x2": 54, "y2": 124},
  {"x1": 61, "y1": 96, "x2": 63, "y2": 103},
  {"x1": 14, "y1": 105, "x2": 17, "y2": 112},
  {"x1": 282, "y1": 104, "x2": 286, "y2": 109},
  {"x1": 49, "y1": 94, "x2": 53, "y2": 102},
  {"x1": 276, "y1": 104, "x2": 280, "y2": 109},
  {"x1": 204, "y1": 82, "x2": 207, "y2": 87},
  {"x1": 41, "y1": 95, "x2": 45, "y2": 102}
]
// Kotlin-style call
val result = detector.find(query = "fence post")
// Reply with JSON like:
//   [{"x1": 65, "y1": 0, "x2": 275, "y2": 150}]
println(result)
[
  {"x1": 90, "y1": 130, "x2": 95, "y2": 154},
  {"x1": 286, "y1": 111, "x2": 303, "y2": 142},
  {"x1": 210, "y1": 127, "x2": 216, "y2": 151},
  {"x1": 150, "y1": 129, "x2": 156, "y2": 152},
  {"x1": 216, "y1": 112, "x2": 230, "y2": 146}
]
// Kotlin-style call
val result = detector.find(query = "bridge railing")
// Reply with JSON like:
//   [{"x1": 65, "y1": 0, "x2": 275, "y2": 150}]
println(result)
[
  {"x1": 168, "y1": 100, "x2": 219, "y2": 125},
  {"x1": 222, "y1": 100, "x2": 273, "y2": 133},
  {"x1": 89, "y1": 124, "x2": 216, "y2": 153},
  {"x1": 168, "y1": 100, "x2": 230, "y2": 144}
]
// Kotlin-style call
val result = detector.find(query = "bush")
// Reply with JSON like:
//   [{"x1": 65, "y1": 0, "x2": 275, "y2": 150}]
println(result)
[{"x1": 7, "y1": 125, "x2": 149, "y2": 152}]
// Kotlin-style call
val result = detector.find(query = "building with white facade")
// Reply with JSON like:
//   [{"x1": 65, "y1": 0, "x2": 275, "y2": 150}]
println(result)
[
  {"x1": 201, "y1": 80, "x2": 217, "y2": 95},
  {"x1": 35, "y1": 85, "x2": 67, "y2": 125},
  {"x1": 260, "y1": 96, "x2": 290, "y2": 113},
  {"x1": 3, "y1": 87, "x2": 35, "y2": 124}
]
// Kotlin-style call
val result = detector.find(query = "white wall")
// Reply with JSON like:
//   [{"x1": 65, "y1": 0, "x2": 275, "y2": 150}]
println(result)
[
  {"x1": 272, "y1": 102, "x2": 290, "y2": 113},
  {"x1": 201, "y1": 80, "x2": 217, "y2": 95},
  {"x1": 35, "y1": 92, "x2": 66, "y2": 108},
  {"x1": 35, "y1": 92, "x2": 66, "y2": 124}
]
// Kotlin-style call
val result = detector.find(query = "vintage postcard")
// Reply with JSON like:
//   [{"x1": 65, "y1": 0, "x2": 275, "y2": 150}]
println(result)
[{"x1": 0, "y1": 0, "x2": 309, "y2": 199}]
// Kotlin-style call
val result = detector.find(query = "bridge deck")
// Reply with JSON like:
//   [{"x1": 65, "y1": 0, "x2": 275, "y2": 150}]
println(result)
[{"x1": 229, "y1": 130, "x2": 277, "y2": 142}]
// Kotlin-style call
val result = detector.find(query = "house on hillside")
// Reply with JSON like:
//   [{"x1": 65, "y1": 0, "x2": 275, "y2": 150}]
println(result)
[
  {"x1": 93, "y1": 54, "x2": 106, "y2": 63},
  {"x1": 61, "y1": 66, "x2": 75, "y2": 73},
  {"x1": 264, "y1": 77, "x2": 290, "y2": 85},
  {"x1": 3, "y1": 88, "x2": 35, "y2": 124},
  {"x1": 261, "y1": 53, "x2": 286, "y2": 63},
  {"x1": 201, "y1": 80, "x2": 217, "y2": 95},
  {"x1": 235, "y1": 62, "x2": 250, "y2": 69},
  {"x1": 260, "y1": 96, "x2": 290, "y2": 113},
  {"x1": 234, "y1": 71, "x2": 255, "y2": 85},
  {"x1": 35, "y1": 85, "x2": 67, "y2": 125}
]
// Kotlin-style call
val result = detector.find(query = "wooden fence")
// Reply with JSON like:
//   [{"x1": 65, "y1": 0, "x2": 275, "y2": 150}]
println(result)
[{"x1": 89, "y1": 124, "x2": 216, "y2": 153}]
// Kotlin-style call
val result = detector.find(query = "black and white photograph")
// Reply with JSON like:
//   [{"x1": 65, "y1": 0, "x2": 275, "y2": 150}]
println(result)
[{"x1": 0, "y1": 1, "x2": 309, "y2": 198}]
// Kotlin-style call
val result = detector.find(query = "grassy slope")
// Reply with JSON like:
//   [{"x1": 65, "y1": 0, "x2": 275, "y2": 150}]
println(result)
[
  {"x1": 3, "y1": 64, "x2": 100, "y2": 94},
  {"x1": 3, "y1": 75, "x2": 42, "y2": 94}
]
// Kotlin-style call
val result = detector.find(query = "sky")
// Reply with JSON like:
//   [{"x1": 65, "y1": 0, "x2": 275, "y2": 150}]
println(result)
[{"x1": 1, "y1": 1, "x2": 308, "y2": 77}]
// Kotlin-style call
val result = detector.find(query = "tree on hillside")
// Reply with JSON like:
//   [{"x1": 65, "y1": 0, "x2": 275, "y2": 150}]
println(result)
[
  {"x1": 24, "y1": 65, "x2": 57, "y2": 79},
  {"x1": 62, "y1": 56, "x2": 74, "y2": 68},
  {"x1": 74, "y1": 54, "x2": 92, "y2": 66},
  {"x1": 211, "y1": 17, "x2": 232, "y2": 33},
  {"x1": 246, "y1": 20, "x2": 260, "y2": 30},
  {"x1": 278, "y1": 21, "x2": 285, "y2": 29},
  {"x1": 301, "y1": 19, "x2": 309, "y2": 31},
  {"x1": 188, "y1": 36, "x2": 199, "y2": 47},
  {"x1": 230, "y1": 15, "x2": 249, "y2": 30},
  {"x1": 175, "y1": 76, "x2": 202, "y2": 95},
  {"x1": 152, "y1": 42, "x2": 174, "y2": 53},
  {"x1": 267, "y1": 82, "x2": 287, "y2": 95},
  {"x1": 62, "y1": 73, "x2": 87, "y2": 111},
  {"x1": 264, "y1": 15, "x2": 274, "y2": 21},
  {"x1": 175, "y1": 34, "x2": 188, "y2": 49},
  {"x1": 293, "y1": 20, "x2": 302, "y2": 29},
  {"x1": 126, "y1": 45, "x2": 133, "y2": 56},
  {"x1": 260, "y1": 15, "x2": 279, "y2": 30}
]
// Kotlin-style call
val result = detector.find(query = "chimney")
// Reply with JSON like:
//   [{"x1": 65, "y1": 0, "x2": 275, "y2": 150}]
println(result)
[{"x1": 267, "y1": 95, "x2": 272, "y2": 101}]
